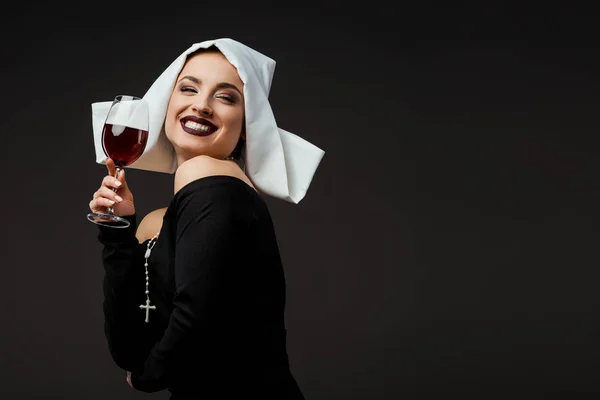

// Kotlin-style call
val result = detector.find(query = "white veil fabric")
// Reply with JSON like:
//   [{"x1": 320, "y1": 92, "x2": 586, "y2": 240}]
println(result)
[{"x1": 91, "y1": 38, "x2": 324, "y2": 204}]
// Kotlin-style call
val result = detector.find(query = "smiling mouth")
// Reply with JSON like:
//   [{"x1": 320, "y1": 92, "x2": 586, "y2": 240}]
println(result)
[{"x1": 180, "y1": 117, "x2": 218, "y2": 136}]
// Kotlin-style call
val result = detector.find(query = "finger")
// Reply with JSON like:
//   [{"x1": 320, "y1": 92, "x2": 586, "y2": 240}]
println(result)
[
  {"x1": 116, "y1": 168, "x2": 128, "y2": 188},
  {"x1": 89, "y1": 197, "x2": 115, "y2": 211},
  {"x1": 96, "y1": 186, "x2": 123, "y2": 201},
  {"x1": 106, "y1": 158, "x2": 116, "y2": 178},
  {"x1": 102, "y1": 174, "x2": 123, "y2": 190}
]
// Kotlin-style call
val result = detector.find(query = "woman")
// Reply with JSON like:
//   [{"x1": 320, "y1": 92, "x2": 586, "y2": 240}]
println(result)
[{"x1": 88, "y1": 39, "x2": 324, "y2": 398}]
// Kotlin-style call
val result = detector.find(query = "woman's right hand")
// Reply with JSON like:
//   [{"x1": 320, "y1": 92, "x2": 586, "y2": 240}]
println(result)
[{"x1": 89, "y1": 158, "x2": 136, "y2": 217}]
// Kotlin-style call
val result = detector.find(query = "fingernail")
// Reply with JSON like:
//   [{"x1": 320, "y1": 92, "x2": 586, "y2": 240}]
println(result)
[
  {"x1": 115, "y1": 180, "x2": 122, "y2": 187},
  {"x1": 115, "y1": 195, "x2": 123, "y2": 202}
]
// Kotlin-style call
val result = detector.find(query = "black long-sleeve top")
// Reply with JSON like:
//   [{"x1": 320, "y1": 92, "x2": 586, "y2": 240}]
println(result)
[{"x1": 97, "y1": 176, "x2": 305, "y2": 399}]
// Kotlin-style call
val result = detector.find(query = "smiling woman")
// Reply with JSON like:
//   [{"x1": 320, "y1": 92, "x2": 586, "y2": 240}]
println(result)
[
  {"x1": 165, "y1": 48, "x2": 246, "y2": 165},
  {"x1": 87, "y1": 38, "x2": 325, "y2": 399}
]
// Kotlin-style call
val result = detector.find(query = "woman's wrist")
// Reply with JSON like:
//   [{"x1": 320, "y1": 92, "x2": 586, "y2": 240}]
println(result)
[{"x1": 97, "y1": 214, "x2": 138, "y2": 243}]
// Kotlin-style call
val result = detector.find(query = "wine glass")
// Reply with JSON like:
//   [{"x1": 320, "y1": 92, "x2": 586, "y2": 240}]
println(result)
[{"x1": 87, "y1": 95, "x2": 149, "y2": 228}]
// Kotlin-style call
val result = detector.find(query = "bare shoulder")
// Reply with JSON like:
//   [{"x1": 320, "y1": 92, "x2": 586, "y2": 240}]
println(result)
[
  {"x1": 174, "y1": 155, "x2": 255, "y2": 195},
  {"x1": 136, "y1": 207, "x2": 168, "y2": 243}
]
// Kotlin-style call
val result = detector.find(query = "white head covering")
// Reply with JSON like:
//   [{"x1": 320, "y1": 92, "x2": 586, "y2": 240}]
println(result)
[{"x1": 91, "y1": 38, "x2": 324, "y2": 204}]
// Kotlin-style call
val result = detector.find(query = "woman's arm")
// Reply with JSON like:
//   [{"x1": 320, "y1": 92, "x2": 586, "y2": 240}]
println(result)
[
  {"x1": 97, "y1": 214, "x2": 157, "y2": 373},
  {"x1": 130, "y1": 177, "x2": 253, "y2": 392}
]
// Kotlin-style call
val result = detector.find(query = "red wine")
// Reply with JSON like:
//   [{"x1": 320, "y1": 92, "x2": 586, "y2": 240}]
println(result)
[{"x1": 102, "y1": 124, "x2": 148, "y2": 167}]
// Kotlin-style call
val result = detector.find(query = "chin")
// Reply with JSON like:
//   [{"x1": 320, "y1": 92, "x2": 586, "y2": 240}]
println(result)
[
  {"x1": 180, "y1": 145, "x2": 214, "y2": 159},
  {"x1": 171, "y1": 130, "x2": 210, "y2": 148},
  {"x1": 168, "y1": 128, "x2": 237, "y2": 159}
]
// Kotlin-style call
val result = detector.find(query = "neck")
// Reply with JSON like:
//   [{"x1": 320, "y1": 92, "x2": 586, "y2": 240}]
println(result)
[{"x1": 176, "y1": 154, "x2": 237, "y2": 168}]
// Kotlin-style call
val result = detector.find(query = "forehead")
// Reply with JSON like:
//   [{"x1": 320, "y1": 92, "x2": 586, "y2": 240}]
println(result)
[{"x1": 178, "y1": 51, "x2": 242, "y2": 85}]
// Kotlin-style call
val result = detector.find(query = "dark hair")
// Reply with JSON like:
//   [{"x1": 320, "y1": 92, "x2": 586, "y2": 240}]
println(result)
[{"x1": 230, "y1": 133, "x2": 246, "y2": 160}]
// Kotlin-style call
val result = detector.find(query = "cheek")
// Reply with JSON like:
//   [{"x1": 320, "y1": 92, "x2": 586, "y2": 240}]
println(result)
[
  {"x1": 167, "y1": 94, "x2": 187, "y2": 115},
  {"x1": 166, "y1": 99, "x2": 179, "y2": 119},
  {"x1": 164, "y1": 110, "x2": 178, "y2": 138},
  {"x1": 164, "y1": 98, "x2": 183, "y2": 135},
  {"x1": 225, "y1": 110, "x2": 245, "y2": 133}
]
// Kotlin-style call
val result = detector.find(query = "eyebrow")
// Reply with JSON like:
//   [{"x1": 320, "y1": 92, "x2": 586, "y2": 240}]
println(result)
[{"x1": 178, "y1": 75, "x2": 243, "y2": 96}]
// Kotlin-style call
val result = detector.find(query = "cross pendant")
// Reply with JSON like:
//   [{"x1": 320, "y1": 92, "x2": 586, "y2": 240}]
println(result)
[{"x1": 139, "y1": 298, "x2": 156, "y2": 323}]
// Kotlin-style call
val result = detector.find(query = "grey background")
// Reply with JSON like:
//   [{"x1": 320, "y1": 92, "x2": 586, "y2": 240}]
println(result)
[{"x1": 1, "y1": 3, "x2": 599, "y2": 399}]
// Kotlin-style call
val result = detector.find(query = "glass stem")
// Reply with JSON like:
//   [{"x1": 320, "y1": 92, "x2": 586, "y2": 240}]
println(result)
[{"x1": 106, "y1": 166, "x2": 122, "y2": 214}]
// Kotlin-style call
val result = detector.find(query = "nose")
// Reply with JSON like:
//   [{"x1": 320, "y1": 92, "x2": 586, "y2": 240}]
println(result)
[{"x1": 191, "y1": 96, "x2": 213, "y2": 116}]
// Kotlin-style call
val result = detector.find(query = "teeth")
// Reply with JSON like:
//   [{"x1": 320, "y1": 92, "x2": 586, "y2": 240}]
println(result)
[{"x1": 184, "y1": 120, "x2": 213, "y2": 132}]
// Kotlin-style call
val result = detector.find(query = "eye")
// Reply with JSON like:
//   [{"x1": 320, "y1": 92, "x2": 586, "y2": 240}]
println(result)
[
  {"x1": 216, "y1": 94, "x2": 235, "y2": 104},
  {"x1": 180, "y1": 86, "x2": 197, "y2": 93}
]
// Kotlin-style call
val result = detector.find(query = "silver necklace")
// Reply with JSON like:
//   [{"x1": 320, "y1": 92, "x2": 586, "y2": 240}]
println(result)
[{"x1": 140, "y1": 232, "x2": 159, "y2": 323}]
